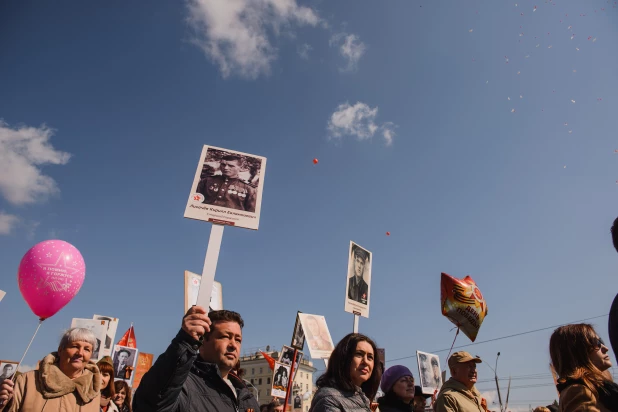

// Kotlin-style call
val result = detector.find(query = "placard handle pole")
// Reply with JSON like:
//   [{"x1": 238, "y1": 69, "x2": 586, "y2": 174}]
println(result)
[
  {"x1": 353, "y1": 314, "x2": 359, "y2": 333},
  {"x1": 283, "y1": 348, "x2": 298, "y2": 409},
  {"x1": 195, "y1": 224, "x2": 224, "y2": 311}
]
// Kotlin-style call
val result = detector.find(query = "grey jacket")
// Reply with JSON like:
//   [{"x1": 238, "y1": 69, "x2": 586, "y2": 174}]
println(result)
[{"x1": 309, "y1": 386, "x2": 372, "y2": 412}]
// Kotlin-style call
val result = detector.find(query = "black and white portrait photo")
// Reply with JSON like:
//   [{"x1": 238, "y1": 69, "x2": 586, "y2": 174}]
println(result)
[
  {"x1": 290, "y1": 312, "x2": 306, "y2": 350},
  {"x1": 0, "y1": 361, "x2": 17, "y2": 382},
  {"x1": 70, "y1": 318, "x2": 108, "y2": 362},
  {"x1": 93, "y1": 315, "x2": 119, "y2": 359},
  {"x1": 279, "y1": 346, "x2": 295, "y2": 365},
  {"x1": 298, "y1": 313, "x2": 335, "y2": 359},
  {"x1": 344, "y1": 241, "x2": 373, "y2": 318},
  {"x1": 271, "y1": 361, "x2": 290, "y2": 399},
  {"x1": 416, "y1": 351, "x2": 442, "y2": 395},
  {"x1": 112, "y1": 345, "x2": 138, "y2": 383},
  {"x1": 184, "y1": 145, "x2": 267, "y2": 231}
]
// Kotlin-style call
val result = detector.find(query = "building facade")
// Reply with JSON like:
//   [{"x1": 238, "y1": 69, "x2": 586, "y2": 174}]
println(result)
[{"x1": 240, "y1": 348, "x2": 317, "y2": 411}]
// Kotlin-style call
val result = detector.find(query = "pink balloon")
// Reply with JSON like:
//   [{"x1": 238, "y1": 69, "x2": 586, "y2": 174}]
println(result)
[{"x1": 18, "y1": 240, "x2": 86, "y2": 320}]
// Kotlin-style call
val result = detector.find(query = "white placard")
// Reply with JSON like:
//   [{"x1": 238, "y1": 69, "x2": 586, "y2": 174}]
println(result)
[
  {"x1": 271, "y1": 361, "x2": 290, "y2": 399},
  {"x1": 344, "y1": 241, "x2": 372, "y2": 318},
  {"x1": 417, "y1": 351, "x2": 442, "y2": 395},
  {"x1": 112, "y1": 345, "x2": 139, "y2": 385},
  {"x1": 93, "y1": 315, "x2": 119, "y2": 358},
  {"x1": 298, "y1": 313, "x2": 334, "y2": 359},
  {"x1": 184, "y1": 270, "x2": 223, "y2": 312},
  {"x1": 184, "y1": 145, "x2": 267, "y2": 231}
]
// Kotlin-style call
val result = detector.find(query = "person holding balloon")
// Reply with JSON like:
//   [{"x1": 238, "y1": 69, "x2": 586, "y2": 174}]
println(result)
[
  {"x1": 0, "y1": 327, "x2": 102, "y2": 411},
  {"x1": 433, "y1": 352, "x2": 484, "y2": 412}
]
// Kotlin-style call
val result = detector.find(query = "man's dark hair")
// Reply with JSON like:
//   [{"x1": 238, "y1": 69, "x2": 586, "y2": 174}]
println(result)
[
  {"x1": 315, "y1": 333, "x2": 382, "y2": 400},
  {"x1": 118, "y1": 349, "x2": 130, "y2": 357},
  {"x1": 263, "y1": 399, "x2": 282, "y2": 412},
  {"x1": 221, "y1": 155, "x2": 242, "y2": 164},
  {"x1": 431, "y1": 356, "x2": 439, "y2": 367},
  {"x1": 204, "y1": 310, "x2": 244, "y2": 340},
  {"x1": 611, "y1": 217, "x2": 618, "y2": 252}
]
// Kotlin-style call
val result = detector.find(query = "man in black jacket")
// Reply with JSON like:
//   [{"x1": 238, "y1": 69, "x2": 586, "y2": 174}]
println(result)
[{"x1": 133, "y1": 306, "x2": 259, "y2": 412}]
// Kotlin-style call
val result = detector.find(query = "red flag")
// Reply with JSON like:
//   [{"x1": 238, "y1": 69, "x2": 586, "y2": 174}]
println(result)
[
  {"x1": 117, "y1": 325, "x2": 137, "y2": 348},
  {"x1": 261, "y1": 352, "x2": 275, "y2": 371}
]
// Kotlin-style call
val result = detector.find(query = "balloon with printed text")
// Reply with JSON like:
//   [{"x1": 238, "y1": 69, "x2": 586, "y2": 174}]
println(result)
[{"x1": 18, "y1": 240, "x2": 86, "y2": 320}]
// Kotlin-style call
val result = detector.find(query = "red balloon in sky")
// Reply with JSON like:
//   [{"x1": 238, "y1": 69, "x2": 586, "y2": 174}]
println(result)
[
  {"x1": 313, "y1": 158, "x2": 318, "y2": 164},
  {"x1": 386, "y1": 232, "x2": 390, "y2": 236}
]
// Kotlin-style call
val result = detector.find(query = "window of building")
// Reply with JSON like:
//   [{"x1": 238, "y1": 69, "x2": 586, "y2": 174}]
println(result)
[
  {"x1": 252, "y1": 368, "x2": 255, "y2": 375},
  {"x1": 260, "y1": 367, "x2": 263, "y2": 373},
  {"x1": 267, "y1": 377, "x2": 271, "y2": 384},
  {"x1": 259, "y1": 378, "x2": 262, "y2": 385},
  {"x1": 250, "y1": 379, "x2": 254, "y2": 385},
  {"x1": 306, "y1": 384, "x2": 308, "y2": 391}
]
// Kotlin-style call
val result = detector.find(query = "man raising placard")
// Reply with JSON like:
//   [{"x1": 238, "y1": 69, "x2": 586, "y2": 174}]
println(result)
[{"x1": 133, "y1": 306, "x2": 259, "y2": 412}]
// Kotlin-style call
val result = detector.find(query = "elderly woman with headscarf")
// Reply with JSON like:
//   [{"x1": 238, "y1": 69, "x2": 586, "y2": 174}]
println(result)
[{"x1": 0, "y1": 327, "x2": 101, "y2": 411}]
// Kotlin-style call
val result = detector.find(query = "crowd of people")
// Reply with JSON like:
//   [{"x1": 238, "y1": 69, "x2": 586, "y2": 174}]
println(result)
[{"x1": 0, "y1": 222, "x2": 617, "y2": 411}]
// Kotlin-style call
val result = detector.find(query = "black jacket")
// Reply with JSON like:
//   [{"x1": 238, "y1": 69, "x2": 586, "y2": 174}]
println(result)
[
  {"x1": 377, "y1": 392, "x2": 414, "y2": 412},
  {"x1": 133, "y1": 329, "x2": 259, "y2": 412}
]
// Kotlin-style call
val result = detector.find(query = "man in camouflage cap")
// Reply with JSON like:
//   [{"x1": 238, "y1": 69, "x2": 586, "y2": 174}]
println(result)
[
  {"x1": 348, "y1": 245, "x2": 370, "y2": 305},
  {"x1": 434, "y1": 351, "x2": 485, "y2": 412},
  {"x1": 197, "y1": 155, "x2": 257, "y2": 212}
]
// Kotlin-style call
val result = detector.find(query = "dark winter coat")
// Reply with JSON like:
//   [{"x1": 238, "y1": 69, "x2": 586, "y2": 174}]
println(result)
[
  {"x1": 133, "y1": 329, "x2": 259, "y2": 412},
  {"x1": 377, "y1": 391, "x2": 414, "y2": 412}
]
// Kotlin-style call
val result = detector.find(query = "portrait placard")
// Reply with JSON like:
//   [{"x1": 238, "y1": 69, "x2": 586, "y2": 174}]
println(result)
[
  {"x1": 344, "y1": 241, "x2": 372, "y2": 318},
  {"x1": 70, "y1": 318, "x2": 108, "y2": 362},
  {"x1": 184, "y1": 270, "x2": 223, "y2": 312},
  {"x1": 112, "y1": 345, "x2": 139, "y2": 385},
  {"x1": 0, "y1": 361, "x2": 18, "y2": 381},
  {"x1": 0, "y1": 290, "x2": 5, "y2": 302},
  {"x1": 290, "y1": 311, "x2": 305, "y2": 350},
  {"x1": 298, "y1": 313, "x2": 334, "y2": 359},
  {"x1": 184, "y1": 145, "x2": 267, "y2": 231},
  {"x1": 93, "y1": 315, "x2": 119, "y2": 358},
  {"x1": 271, "y1": 361, "x2": 291, "y2": 399},
  {"x1": 416, "y1": 351, "x2": 442, "y2": 395}
]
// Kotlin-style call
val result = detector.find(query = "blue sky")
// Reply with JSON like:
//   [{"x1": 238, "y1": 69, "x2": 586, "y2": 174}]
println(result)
[{"x1": 1, "y1": 0, "x2": 617, "y2": 408}]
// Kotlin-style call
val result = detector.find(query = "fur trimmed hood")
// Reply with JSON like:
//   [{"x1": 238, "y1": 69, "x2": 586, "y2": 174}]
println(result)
[{"x1": 38, "y1": 352, "x2": 101, "y2": 403}]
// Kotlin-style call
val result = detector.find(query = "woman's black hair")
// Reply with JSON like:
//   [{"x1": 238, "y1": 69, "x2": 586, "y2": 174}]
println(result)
[{"x1": 315, "y1": 333, "x2": 382, "y2": 400}]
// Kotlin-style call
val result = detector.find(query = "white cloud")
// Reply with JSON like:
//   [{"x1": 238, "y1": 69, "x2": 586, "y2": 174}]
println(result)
[
  {"x1": 330, "y1": 32, "x2": 366, "y2": 72},
  {"x1": 327, "y1": 102, "x2": 396, "y2": 146},
  {"x1": 297, "y1": 43, "x2": 313, "y2": 60},
  {"x1": 0, "y1": 212, "x2": 20, "y2": 235},
  {"x1": 0, "y1": 120, "x2": 71, "y2": 206},
  {"x1": 187, "y1": 0, "x2": 320, "y2": 79}
]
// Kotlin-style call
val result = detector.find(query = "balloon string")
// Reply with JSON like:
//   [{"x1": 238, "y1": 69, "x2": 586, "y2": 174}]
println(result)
[
  {"x1": 12, "y1": 319, "x2": 44, "y2": 382},
  {"x1": 444, "y1": 327, "x2": 460, "y2": 368}
]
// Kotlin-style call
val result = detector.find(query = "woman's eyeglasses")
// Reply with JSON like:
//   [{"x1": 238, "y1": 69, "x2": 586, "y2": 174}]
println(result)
[{"x1": 594, "y1": 337, "x2": 606, "y2": 350}]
